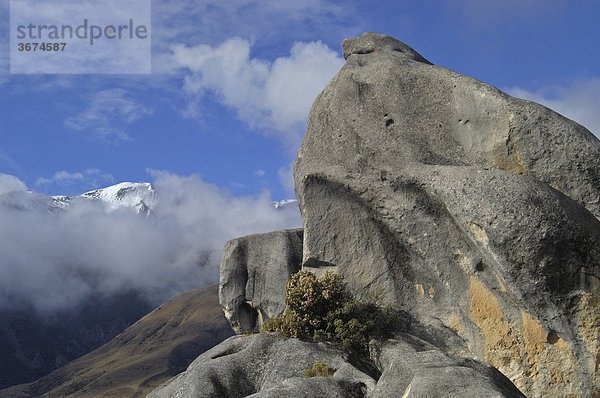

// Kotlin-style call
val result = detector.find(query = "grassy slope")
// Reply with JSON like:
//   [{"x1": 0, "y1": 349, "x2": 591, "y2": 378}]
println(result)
[
  {"x1": 0, "y1": 284, "x2": 234, "y2": 398},
  {"x1": 0, "y1": 291, "x2": 155, "y2": 390}
]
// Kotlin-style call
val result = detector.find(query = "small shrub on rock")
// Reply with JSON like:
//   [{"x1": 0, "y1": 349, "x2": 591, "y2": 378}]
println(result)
[
  {"x1": 321, "y1": 300, "x2": 398, "y2": 353},
  {"x1": 303, "y1": 360, "x2": 336, "y2": 377},
  {"x1": 263, "y1": 270, "x2": 398, "y2": 355}
]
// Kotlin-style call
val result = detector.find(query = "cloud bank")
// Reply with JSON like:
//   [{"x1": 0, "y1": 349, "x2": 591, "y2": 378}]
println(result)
[
  {"x1": 0, "y1": 172, "x2": 301, "y2": 314},
  {"x1": 0, "y1": 174, "x2": 27, "y2": 195}
]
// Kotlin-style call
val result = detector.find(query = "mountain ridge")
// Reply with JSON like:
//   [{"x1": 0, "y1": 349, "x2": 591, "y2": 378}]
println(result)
[{"x1": 0, "y1": 285, "x2": 233, "y2": 398}]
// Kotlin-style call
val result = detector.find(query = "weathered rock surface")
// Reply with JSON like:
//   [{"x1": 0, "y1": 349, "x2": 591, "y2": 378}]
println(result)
[
  {"x1": 294, "y1": 32, "x2": 600, "y2": 397},
  {"x1": 219, "y1": 229, "x2": 303, "y2": 333},
  {"x1": 147, "y1": 333, "x2": 523, "y2": 398},
  {"x1": 369, "y1": 335, "x2": 524, "y2": 398}
]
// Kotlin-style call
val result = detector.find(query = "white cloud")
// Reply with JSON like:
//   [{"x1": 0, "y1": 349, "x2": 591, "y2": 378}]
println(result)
[
  {"x1": 36, "y1": 171, "x2": 84, "y2": 185},
  {"x1": 0, "y1": 173, "x2": 27, "y2": 195},
  {"x1": 254, "y1": 170, "x2": 266, "y2": 177},
  {"x1": 264, "y1": 41, "x2": 344, "y2": 132},
  {"x1": 278, "y1": 163, "x2": 296, "y2": 197},
  {"x1": 0, "y1": 171, "x2": 301, "y2": 313},
  {"x1": 506, "y1": 78, "x2": 600, "y2": 138},
  {"x1": 172, "y1": 38, "x2": 344, "y2": 148},
  {"x1": 173, "y1": 37, "x2": 270, "y2": 119},
  {"x1": 36, "y1": 169, "x2": 114, "y2": 189},
  {"x1": 65, "y1": 88, "x2": 153, "y2": 142}
]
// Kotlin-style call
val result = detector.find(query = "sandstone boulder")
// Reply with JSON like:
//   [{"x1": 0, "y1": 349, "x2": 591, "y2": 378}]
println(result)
[
  {"x1": 219, "y1": 229, "x2": 303, "y2": 333},
  {"x1": 294, "y1": 32, "x2": 600, "y2": 397}
]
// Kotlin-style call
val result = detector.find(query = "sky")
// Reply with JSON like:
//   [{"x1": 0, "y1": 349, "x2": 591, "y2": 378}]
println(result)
[
  {"x1": 1, "y1": 0, "x2": 598, "y2": 198},
  {"x1": 0, "y1": 0, "x2": 599, "y2": 312}
]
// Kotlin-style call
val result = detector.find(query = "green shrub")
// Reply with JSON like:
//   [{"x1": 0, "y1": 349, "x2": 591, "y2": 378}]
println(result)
[
  {"x1": 303, "y1": 360, "x2": 336, "y2": 377},
  {"x1": 261, "y1": 316, "x2": 283, "y2": 332},
  {"x1": 263, "y1": 270, "x2": 398, "y2": 355},
  {"x1": 322, "y1": 300, "x2": 399, "y2": 353}
]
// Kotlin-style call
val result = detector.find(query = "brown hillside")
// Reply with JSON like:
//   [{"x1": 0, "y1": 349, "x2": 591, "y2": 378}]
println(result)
[{"x1": 0, "y1": 284, "x2": 233, "y2": 398}]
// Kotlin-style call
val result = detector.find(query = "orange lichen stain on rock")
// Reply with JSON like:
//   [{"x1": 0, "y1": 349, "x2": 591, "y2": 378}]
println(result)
[
  {"x1": 469, "y1": 276, "x2": 510, "y2": 350},
  {"x1": 415, "y1": 283, "x2": 435, "y2": 300},
  {"x1": 468, "y1": 222, "x2": 488, "y2": 243},
  {"x1": 493, "y1": 273, "x2": 508, "y2": 293},
  {"x1": 454, "y1": 250, "x2": 472, "y2": 273},
  {"x1": 428, "y1": 286, "x2": 435, "y2": 299},
  {"x1": 448, "y1": 314, "x2": 463, "y2": 336},
  {"x1": 520, "y1": 310, "x2": 562, "y2": 383},
  {"x1": 577, "y1": 289, "x2": 600, "y2": 390},
  {"x1": 491, "y1": 134, "x2": 527, "y2": 176},
  {"x1": 550, "y1": 367, "x2": 564, "y2": 384},
  {"x1": 470, "y1": 276, "x2": 534, "y2": 390},
  {"x1": 467, "y1": 274, "x2": 597, "y2": 396},
  {"x1": 521, "y1": 310, "x2": 546, "y2": 351},
  {"x1": 521, "y1": 309, "x2": 585, "y2": 398},
  {"x1": 415, "y1": 284, "x2": 425, "y2": 298}
]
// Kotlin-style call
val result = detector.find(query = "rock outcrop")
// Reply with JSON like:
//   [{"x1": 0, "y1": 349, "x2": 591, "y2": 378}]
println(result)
[
  {"x1": 148, "y1": 32, "x2": 600, "y2": 398},
  {"x1": 219, "y1": 229, "x2": 303, "y2": 333},
  {"x1": 294, "y1": 32, "x2": 600, "y2": 397},
  {"x1": 148, "y1": 333, "x2": 524, "y2": 398}
]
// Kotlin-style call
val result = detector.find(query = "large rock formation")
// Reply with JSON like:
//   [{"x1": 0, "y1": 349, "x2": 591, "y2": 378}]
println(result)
[
  {"x1": 147, "y1": 32, "x2": 600, "y2": 398},
  {"x1": 148, "y1": 333, "x2": 524, "y2": 398},
  {"x1": 294, "y1": 32, "x2": 600, "y2": 397},
  {"x1": 219, "y1": 229, "x2": 303, "y2": 333}
]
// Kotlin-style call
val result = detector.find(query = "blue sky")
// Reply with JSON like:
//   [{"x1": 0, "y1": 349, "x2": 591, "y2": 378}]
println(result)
[
  {"x1": 0, "y1": 0, "x2": 599, "y2": 312},
  {"x1": 1, "y1": 0, "x2": 599, "y2": 200}
]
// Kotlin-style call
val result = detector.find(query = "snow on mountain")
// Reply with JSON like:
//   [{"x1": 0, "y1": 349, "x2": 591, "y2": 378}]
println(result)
[
  {"x1": 271, "y1": 199, "x2": 298, "y2": 209},
  {"x1": 0, "y1": 181, "x2": 296, "y2": 215},
  {"x1": 79, "y1": 182, "x2": 156, "y2": 214},
  {"x1": 50, "y1": 182, "x2": 156, "y2": 215},
  {"x1": 69, "y1": 182, "x2": 295, "y2": 214}
]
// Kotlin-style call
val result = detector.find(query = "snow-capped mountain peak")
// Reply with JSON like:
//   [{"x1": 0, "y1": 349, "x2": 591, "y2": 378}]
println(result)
[
  {"x1": 80, "y1": 182, "x2": 156, "y2": 214},
  {"x1": 0, "y1": 181, "x2": 296, "y2": 215},
  {"x1": 49, "y1": 182, "x2": 156, "y2": 215},
  {"x1": 271, "y1": 199, "x2": 298, "y2": 209}
]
